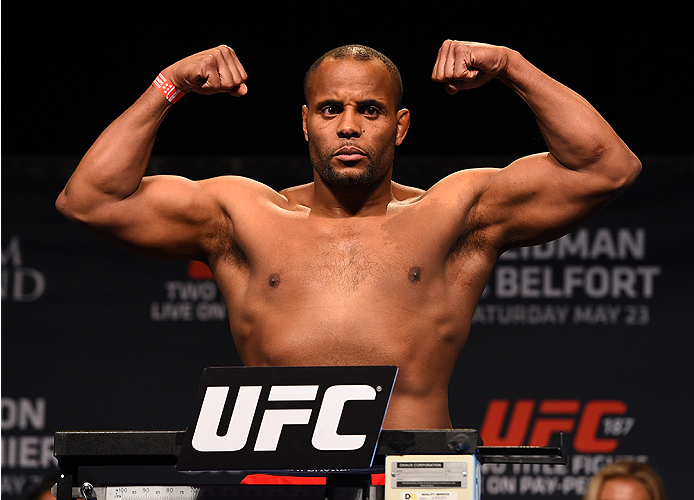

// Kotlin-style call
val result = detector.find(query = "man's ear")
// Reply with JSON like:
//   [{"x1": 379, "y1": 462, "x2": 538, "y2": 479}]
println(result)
[
  {"x1": 302, "y1": 105, "x2": 309, "y2": 142},
  {"x1": 395, "y1": 108, "x2": 410, "y2": 146}
]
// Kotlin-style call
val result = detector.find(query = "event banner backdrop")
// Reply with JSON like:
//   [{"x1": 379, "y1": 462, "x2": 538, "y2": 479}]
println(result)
[{"x1": 2, "y1": 155, "x2": 692, "y2": 499}]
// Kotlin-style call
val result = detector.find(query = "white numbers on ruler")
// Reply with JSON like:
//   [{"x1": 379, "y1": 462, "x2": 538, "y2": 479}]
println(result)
[{"x1": 107, "y1": 486, "x2": 198, "y2": 500}]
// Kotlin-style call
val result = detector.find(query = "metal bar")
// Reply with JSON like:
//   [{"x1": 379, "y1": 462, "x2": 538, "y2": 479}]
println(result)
[{"x1": 54, "y1": 429, "x2": 565, "y2": 466}]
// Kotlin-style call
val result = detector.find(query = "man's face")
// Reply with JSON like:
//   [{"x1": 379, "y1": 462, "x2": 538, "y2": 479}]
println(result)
[{"x1": 302, "y1": 57, "x2": 409, "y2": 188}]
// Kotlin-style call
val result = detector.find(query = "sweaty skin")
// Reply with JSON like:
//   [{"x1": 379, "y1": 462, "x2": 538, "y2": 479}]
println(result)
[{"x1": 56, "y1": 43, "x2": 641, "y2": 429}]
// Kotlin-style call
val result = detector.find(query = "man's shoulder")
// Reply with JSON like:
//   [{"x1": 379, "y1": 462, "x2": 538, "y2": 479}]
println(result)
[
  {"x1": 200, "y1": 175, "x2": 285, "y2": 199},
  {"x1": 194, "y1": 176, "x2": 301, "y2": 216},
  {"x1": 416, "y1": 167, "x2": 499, "y2": 200},
  {"x1": 201, "y1": 175, "x2": 274, "y2": 190},
  {"x1": 392, "y1": 181, "x2": 426, "y2": 201}
]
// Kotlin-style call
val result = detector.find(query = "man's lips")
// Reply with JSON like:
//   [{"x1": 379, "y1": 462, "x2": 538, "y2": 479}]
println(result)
[{"x1": 333, "y1": 146, "x2": 367, "y2": 163}]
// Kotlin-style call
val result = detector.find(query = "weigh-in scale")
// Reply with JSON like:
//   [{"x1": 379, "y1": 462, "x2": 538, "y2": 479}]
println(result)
[
  {"x1": 55, "y1": 429, "x2": 565, "y2": 499},
  {"x1": 53, "y1": 367, "x2": 566, "y2": 500}
]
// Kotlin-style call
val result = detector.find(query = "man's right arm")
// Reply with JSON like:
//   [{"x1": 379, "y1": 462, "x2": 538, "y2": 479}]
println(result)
[{"x1": 56, "y1": 45, "x2": 248, "y2": 260}]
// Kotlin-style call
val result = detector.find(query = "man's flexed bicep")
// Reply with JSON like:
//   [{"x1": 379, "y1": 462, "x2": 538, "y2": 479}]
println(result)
[
  {"x1": 433, "y1": 40, "x2": 640, "y2": 251},
  {"x1": 471, "y1": 153, "x2": 626, "y2": 251},
  {"x1": 60, "y1": 174, "x2": 231, "y2": 260},
  {"x1": 56, "y1": 45, "x2": 248, "y2": 258}
]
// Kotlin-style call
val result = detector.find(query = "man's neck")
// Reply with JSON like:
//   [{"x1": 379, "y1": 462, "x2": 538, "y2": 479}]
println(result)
[{"x1": 310, "y1": 173, "x2": 394, "y2": 217}]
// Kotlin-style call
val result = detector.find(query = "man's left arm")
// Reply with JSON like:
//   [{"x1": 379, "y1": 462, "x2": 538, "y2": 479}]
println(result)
[{"x1": 432, "y1": 40, "x2": 641, "y2": 249}]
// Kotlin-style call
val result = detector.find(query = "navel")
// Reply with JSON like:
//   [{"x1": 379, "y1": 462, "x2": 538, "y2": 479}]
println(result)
[
  {"x1": 268, "y1": 273, "x2": 281, "y2": 288},
  {"x1": 408, "y1": 266, "x2": 422, "y2": 284}
]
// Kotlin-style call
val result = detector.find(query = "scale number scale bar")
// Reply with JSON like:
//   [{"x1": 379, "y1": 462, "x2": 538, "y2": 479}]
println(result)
[
  {"x1": 103, "y1": 485, "x2": 340, "y2": 500},
  {"x1": 106, "y1": 487, "x2": 200, "y2": 500}
]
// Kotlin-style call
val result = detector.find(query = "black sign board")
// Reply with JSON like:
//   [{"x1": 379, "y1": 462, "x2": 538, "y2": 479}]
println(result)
[{"x1": 177, "y1": 366, "x2": 397, "y2": 472}]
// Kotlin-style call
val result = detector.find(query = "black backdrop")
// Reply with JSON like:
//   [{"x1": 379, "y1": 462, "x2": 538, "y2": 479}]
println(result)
[{"x1": 2, "y1": 3, "x2": 692, "y2": 499}]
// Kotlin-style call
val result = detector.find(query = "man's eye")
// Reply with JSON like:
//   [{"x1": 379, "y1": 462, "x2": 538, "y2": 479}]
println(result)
[
  {"x1": 363, "y1": 106, "x2": 380, "y2": 116},
  {"x1": 321, "y1": 106, "x2": 340, "y2": 116}
]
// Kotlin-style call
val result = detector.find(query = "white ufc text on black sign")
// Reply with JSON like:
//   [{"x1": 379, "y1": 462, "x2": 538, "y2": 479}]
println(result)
[{"x1": 177, "y1": 366, "x2": 397, "y2": 472}]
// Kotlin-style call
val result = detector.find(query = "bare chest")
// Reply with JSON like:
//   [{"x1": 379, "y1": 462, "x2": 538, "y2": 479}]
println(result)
[
  {"x1": 242, "y1": 211, "x2": 447, "y2": 294},
  {"x1": 212, "y1": 201, "x2": 491, "y2": 370}
]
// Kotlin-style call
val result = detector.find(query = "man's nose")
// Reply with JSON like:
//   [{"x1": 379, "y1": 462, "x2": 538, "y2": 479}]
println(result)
[{"x1": 337, "y1": 109, "x2": 361, "y2": 138}]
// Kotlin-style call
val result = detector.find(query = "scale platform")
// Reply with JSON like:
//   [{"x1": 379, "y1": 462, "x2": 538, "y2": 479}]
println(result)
[
  {"x1": 54, "y1": 429, "x2": 565, "y2": 500},
  {"x1": 53, "y1": 366, "x2": 565, "y2": 499}
]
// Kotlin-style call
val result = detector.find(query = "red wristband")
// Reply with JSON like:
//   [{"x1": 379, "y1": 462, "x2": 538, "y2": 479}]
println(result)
[{"x1": 152, "y1": 72, "x2": 185, "y2": 104}]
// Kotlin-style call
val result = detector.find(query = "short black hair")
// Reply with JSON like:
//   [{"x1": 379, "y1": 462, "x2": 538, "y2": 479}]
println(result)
[{"x1": 304, "y1": 44, "x2": 403, "y2": 108}]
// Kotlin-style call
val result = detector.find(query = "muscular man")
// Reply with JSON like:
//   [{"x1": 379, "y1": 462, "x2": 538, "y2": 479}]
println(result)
[{"x1": 56, "y1": 41, "x2": 640, "y2": 430}]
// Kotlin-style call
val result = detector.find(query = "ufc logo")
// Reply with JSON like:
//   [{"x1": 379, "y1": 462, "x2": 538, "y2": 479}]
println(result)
[
  {"x1": 192, "y1": 384, "x2": 376, "y2": 452},
  {"x1": 480, "y1": 399, "x2": 629, "y2": 453}
]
